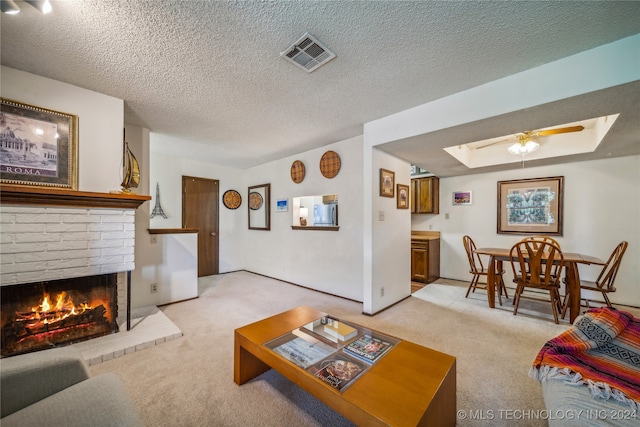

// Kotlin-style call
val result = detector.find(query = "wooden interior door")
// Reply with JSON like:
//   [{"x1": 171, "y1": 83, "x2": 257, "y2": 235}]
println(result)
[{"x1": 182, "y1": 176, "x2": 219, "y2": 277}]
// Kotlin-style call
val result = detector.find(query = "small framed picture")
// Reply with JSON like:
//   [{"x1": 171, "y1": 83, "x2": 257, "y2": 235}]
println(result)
[
  {"x1": 452, "y1": 191, "x2": 472, "y2": 206},
  {"x1": 276, "y1": 198, "x2": 288, "y2": 212},
  {"x1": 379, "y1": 168, "x2": 395, "y2": 198},
  {"x1": 397, "y1": 184, "x2": 410, "y2": 209}
]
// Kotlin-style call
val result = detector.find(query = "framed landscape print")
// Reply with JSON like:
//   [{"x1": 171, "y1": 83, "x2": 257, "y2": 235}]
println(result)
[
  {"x1": 497, "y1": 176, "x2": 564, "y2": 235},
  {"x1": 379, "y1": 168, "x2": 395, "y2": 198},
  {"x1": 397, "y1": 184, "x2": 409, "y2": 209},
  {"x1": 0, "y1": 98, "x2": 78, "y2": 189},
  {"x1": 452, "y1": 191, "x2": 472, "y2": 206}
]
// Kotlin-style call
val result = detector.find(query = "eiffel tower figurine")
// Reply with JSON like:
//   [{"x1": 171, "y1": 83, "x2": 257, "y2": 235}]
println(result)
[{"x1": 150, "y1": 183, "x2": 168, "y2": 219}]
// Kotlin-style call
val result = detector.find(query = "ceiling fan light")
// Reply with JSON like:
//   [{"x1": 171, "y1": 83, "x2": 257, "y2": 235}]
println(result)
[
  {"x1": 508, "y1": 143, "x2": 524, "y2": 155},
  {"x1": 508, "y1": 140, "x2": 539, "y2": 155},
  {"x1": 524, "y1": 140, "x2": 540, "y2": 152}
]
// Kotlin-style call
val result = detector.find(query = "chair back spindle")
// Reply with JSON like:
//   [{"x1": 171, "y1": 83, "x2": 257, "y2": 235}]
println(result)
[
  {"x1": 595, "y1": 241, "x2": 628, "y2": 291},
  {"x1": 463, "y1": 235, "x2": 483, "y2": 274}
]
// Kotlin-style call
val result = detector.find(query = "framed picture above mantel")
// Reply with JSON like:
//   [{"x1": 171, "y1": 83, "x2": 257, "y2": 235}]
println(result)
[
  {"x1": 497, "y1": 176, "x2": 564, "y2": 235},
  {"x1": 1, "y1": 98, "x2": 78, "y2": 190}
]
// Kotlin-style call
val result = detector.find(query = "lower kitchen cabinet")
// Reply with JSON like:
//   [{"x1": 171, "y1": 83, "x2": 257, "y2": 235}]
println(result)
[{"x1": 411, "y1": 238, "x2": 440, "y2": 283}]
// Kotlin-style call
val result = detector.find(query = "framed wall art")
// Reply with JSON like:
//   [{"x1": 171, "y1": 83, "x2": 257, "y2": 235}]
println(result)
[
  {"x1": 497, "y1": 176, "x2": 564, "y2": 235},
  {"x1": 397, "y1": 184, "x2": 409, "y2": 209},
  {"x1": 379, "y1": 168, "x2": 395, "y2": 198},
  {"x1": 452, "y1": 191, "x2": 472, "y2": 206},
  {"x1": 1, "y1": 98, "x2": 78, "y2": 189},
  {"x1": 222, "y1": 189, "x2": 242, "y2": 210}
]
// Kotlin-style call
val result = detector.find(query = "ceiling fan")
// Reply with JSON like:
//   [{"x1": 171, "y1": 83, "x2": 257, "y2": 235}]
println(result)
[{"x1": 475, "y1": 125, "x2": 585, "y2": 152}]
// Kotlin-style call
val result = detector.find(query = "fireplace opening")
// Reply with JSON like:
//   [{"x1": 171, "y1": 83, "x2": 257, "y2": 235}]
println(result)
[{"x1": 1, "y1": 273, "x2": 118, "y2": 358}]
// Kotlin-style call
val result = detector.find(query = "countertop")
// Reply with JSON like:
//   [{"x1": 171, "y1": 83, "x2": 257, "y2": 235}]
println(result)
[{"x1": 411, "y1": 231, "x2": 440, "y2": 241}]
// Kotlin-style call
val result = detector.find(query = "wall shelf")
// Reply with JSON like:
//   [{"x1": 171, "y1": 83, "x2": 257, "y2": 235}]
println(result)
[
  {"x1": 291, "y1": 226, "x2": 339, "y2": 231},
  {"x1": 0, "y1": 184, "x2": 150, "y2": 209}
]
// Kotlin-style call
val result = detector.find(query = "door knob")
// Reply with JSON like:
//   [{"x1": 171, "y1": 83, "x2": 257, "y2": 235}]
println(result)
[{"x1": 211, "y1": 232, "x2": 217, "y2": 236}]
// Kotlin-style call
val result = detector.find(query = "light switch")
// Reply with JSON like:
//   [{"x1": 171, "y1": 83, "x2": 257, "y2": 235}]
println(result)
[
  {"x1": 378, "y1": 210, "x2": 385, "y2": 221},
  {"x1": 445, "y1": 213, "x2": 450, "y2": 219}
]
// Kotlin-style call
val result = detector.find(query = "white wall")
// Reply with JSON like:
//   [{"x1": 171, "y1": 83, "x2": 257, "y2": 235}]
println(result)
[
  {"x1": 126, "y1": 125, "x2": 200, "y2": 309},
  {"x1": 369, "y1": 149, "x2": 412, "y2": 313},
  {"x1": 1, "y1": 66, "x2": 124, "y2": 193},
  {"x1": 412, "y1": 155, "x2": 640, "y2": 307},
  {"x1": 129, "y1": 136, "x2": 243, "y2": 308},
  {"x1": 242, "y1": 136, "x2": 365, "y2": 301},
  {"x1": 149, "y1": 138, "x2": 246, "y2": 273},
  {"x1": 145, "y1": 135, "x2": 366, "y2": 302}
]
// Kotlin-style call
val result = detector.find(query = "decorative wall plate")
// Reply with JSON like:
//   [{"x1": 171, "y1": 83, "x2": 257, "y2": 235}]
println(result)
[
  {"x1": 249, "y1": 192, "x2": 264, "y2": 210},
  {"x1": 290, "y1": 160, "x2": 305, "y2": 183},
  {"x1": 320, "y1": 150, "x2": 341, "y2": 179},
  {"x1": 223, "y1": 190, "x2": 242, "y2": 209}
]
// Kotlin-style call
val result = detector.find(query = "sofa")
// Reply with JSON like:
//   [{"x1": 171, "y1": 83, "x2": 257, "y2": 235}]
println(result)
[
  {"x1": 1, "y1": 347, "x2": 144, "y2": 426},
  {"x1": 531, "y1": 307, "x2": 639, "y2": 427}
]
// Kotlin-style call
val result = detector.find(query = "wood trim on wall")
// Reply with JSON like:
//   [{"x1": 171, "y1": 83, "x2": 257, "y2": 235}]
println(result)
[
  {"x1": 0, "y1": 184, "x2": 150, "y2": 209},
  {"x1": 148, "y1": 228, "x2": 199, "y2": 234}
]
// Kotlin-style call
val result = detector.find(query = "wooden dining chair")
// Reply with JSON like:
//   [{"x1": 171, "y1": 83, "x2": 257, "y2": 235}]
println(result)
[
  {"x1": 520, "y1": 236, "x2": 563, "y2": 284},
  {"x1": 462, "y1": 235, "x2": 508, "y2": 305},
  {"x1": 561, "y1": 241, "x2": 628, "y2": 317},
  {"x1": 510, "y1": 240, "x2": 564, "y2": 324}
]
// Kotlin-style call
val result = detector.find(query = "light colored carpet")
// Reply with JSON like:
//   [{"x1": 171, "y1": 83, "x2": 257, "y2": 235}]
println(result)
[{"x1": 90, "y1": 272, "x2": 618, "y2": 426}]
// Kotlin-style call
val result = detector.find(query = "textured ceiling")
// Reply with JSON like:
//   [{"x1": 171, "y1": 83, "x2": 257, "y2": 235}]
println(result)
[{"x1": 1, "y1": 0, "x2": 639, "y2": 173}]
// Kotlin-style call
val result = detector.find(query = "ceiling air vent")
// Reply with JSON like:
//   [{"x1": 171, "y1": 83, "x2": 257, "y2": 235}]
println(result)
[{"x1": 280, "y1": 32, "x2": 336, "y2": 73}]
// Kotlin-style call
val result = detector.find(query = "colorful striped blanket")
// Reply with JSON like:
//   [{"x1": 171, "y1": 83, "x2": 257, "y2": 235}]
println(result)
[{"x1": 530, "y1": 307, "x2": 640, "y2": 410}]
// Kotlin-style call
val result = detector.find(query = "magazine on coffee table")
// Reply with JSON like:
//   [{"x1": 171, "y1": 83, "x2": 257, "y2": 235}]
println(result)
[
  {"x1": 307, "y1": 353, "x2": 368, "y2": 391},
  {"x1": 272, "y1": 336, "x2": 334, "y2": 369},
  {"x1": 342, "y1": 333, "x2": 398, "y2": 364}
]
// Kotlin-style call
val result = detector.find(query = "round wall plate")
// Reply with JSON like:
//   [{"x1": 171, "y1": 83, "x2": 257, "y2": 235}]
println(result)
[
  {"x1": 223, "y1": 190, "x2": 242, "y2": 209},
  {"x1": 320, "y1": 150, "x2": 341, "y2": 179},
  {"x1": 249, "y1": 192, "x2": 263, "y2": 210},
  {"x1": 291, "y1": 160, "x2": 305, "y2": 183}
]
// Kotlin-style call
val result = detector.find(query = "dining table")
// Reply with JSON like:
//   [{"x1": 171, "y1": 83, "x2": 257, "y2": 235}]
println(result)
[{"x1": 474, "y1": 247, "x2": 605, "y2": 323}]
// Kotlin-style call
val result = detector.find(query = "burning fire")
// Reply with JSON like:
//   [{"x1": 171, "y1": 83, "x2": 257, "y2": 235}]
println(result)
[
  {"x1": 16, "y1": 291, "x2": 104, "y2": 331},
  {"x1": 30, "y1": 292, "x2": 92, "y2": 324}
]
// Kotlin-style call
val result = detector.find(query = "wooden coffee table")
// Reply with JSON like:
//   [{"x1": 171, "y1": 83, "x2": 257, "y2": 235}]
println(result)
[{"x1": 234, "y1": 306, "x2": 456, "y2": 427}]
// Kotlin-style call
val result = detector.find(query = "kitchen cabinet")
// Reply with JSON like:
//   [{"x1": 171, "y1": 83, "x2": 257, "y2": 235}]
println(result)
[
  {"x1": 411, "y1": 177, "x2": 439, "y2": 214},
  {"x1": 411, "y1": 237, "x2": 440, "y2": 283}
]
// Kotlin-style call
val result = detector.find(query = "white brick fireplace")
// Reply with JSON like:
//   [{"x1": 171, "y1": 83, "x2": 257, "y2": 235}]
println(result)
[
  {"x1": 0, "y1": 186, "x2": 182, "y2": 364},
  {"x1": 0, "y1": 205, "x2": 134, "y2": 325}
]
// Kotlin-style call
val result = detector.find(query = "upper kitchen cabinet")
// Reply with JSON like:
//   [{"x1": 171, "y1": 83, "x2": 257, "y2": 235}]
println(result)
[{"x1": 411, "y1": 177, "x2": 439, "y2": 214}]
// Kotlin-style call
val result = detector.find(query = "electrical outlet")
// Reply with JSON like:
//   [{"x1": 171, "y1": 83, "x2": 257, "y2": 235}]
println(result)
[
  {"x1": 380, "y1": 287, "x2": 385, "y2": 297},
  {"x1": 150, "y1": 235, "x2": 158, "y2": 244},
  {"x1": 150, "y1": 283, "x2": 158, "y2": 294}
]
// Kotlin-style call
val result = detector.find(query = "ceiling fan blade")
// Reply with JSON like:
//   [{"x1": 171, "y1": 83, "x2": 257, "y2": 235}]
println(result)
[
  {"x1": 531, "y1": 125, "x2": 584, "y2": 137},
  {"x1": 475, "y1": 137, "x2": 516, "y2": 149}
]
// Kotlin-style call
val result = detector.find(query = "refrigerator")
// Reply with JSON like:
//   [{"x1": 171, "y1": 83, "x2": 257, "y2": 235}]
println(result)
[{"x1": 313, "y1": 203, "x2": 338, "y2": 226}]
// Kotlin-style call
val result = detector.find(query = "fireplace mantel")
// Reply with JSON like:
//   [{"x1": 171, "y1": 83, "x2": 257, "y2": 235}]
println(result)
[{"x1": 0, "y1": 184, "x2": 150, "y2": 209}]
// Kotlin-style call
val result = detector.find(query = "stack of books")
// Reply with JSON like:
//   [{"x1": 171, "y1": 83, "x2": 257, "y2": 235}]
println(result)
[{"x1": 323, "y1": 319, "x2": 358, "y2": 341}]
